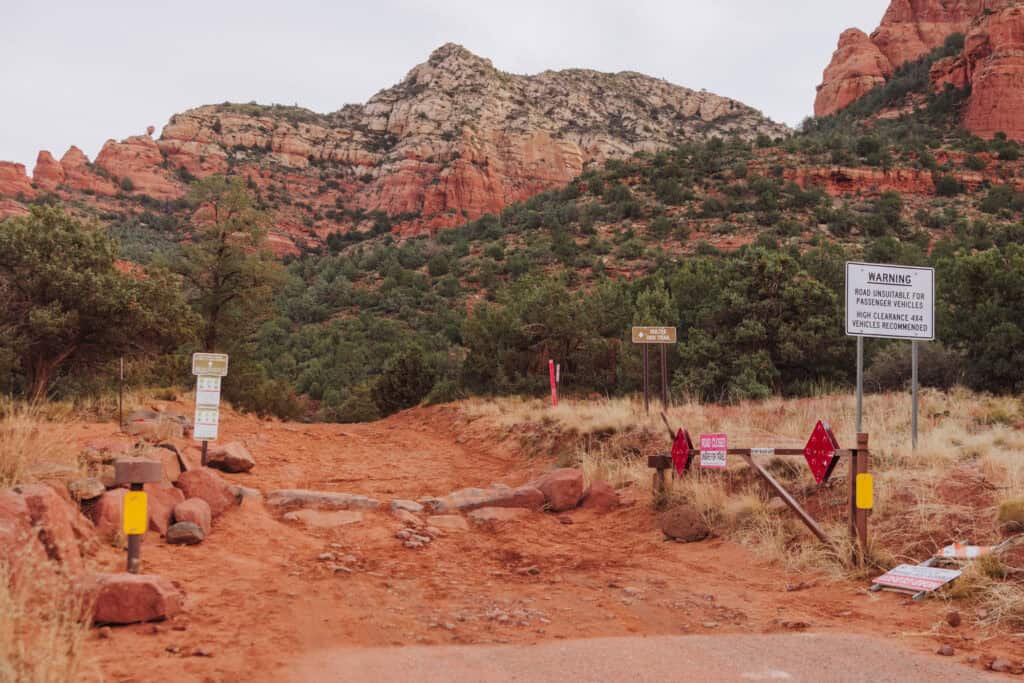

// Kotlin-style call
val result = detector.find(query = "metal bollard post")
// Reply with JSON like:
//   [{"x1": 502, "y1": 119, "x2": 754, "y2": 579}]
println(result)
[{"x1": 114, "y1": 459, "x2": 163, "y2": 574}]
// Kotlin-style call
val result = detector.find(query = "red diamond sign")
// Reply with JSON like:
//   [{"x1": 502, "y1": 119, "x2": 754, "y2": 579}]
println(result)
[
  {"x1": 671, "y1": 428, "x2": 694, "y2": 475},
  {"x1": 804, "y1": 420, "x2": 840, "y2": 485}
]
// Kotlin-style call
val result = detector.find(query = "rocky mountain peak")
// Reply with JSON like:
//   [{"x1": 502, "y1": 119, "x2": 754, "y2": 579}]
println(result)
[{"x1": 2, "y1": 45, "x2": 789, "y2": 249}]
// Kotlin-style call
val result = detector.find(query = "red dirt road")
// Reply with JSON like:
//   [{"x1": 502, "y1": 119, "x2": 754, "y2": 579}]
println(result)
[{"x1": 73, "y1": 404, "x2": 1020, "y2": 681}]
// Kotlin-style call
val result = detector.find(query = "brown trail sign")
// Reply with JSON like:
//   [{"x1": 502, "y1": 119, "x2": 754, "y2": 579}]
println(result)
[
  {"x1": 632, "y1": 327, "x2": 675, "y2": 414},
  {"x1": 649, "y1": 413, "x2": 872, "y2": 560}
]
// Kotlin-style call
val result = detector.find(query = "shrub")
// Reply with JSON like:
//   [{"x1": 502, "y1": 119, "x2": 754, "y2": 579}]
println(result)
[{"x1": 935, "y1": 174, "x2": 964, "y2": 197}]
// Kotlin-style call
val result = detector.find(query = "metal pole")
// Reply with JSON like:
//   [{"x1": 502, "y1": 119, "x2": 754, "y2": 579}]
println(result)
[
  {"x1": 912, "y1": 341, "x2": 919, "y2": 450},
  {"x1": 201, "y1": 440, "x2": 209, "y2": 467},
  {"x1": 660, "y1": 345, "x2": 669, "y2": 408},
  {"x1": 126, "y1": 482, "x2": 143, "y2": 574},
  {"x1": 119, "y1": 356, "x2": 124, "y2": 433},
  {"x1": 856, "y1": 337, "x2": 863, "y2": 434},
  {"x1": 642, "y1": 345, "x2": 650, "y2": 414}
]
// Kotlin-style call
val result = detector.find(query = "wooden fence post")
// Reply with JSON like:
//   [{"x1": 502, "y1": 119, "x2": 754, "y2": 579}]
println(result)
[{"x1": 856, "y1": 432, "x2": 870, "y2": 561}]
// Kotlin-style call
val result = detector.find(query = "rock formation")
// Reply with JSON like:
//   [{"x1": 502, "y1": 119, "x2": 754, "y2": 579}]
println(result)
[
  {"x1": 1, "y1": 44, "x2": 788, "y2": 249},
  {"x1": 815, "y1": 0, "x2": 1024, "y2": 140}
]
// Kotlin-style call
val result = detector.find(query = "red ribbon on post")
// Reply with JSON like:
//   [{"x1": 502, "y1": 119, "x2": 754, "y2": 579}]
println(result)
[{"x1": 549, "y1": 359, "x2": 558, "y2": 408}]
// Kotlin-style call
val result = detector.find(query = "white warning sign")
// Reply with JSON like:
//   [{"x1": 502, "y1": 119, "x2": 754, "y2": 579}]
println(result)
[{"x1": 845, "y1": 262, "x2": 935, "y2": 341}]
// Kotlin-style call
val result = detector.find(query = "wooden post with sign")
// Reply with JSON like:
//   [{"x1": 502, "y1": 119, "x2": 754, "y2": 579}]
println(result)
[{"x1": 632, "y1": 327, "x2": 676, "y2": 414}]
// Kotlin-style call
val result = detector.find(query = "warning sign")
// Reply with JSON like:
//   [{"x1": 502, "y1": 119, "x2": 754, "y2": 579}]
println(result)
[
  {"x1": 671, "y1": 429, "x2": 694, "y2": 475},
  {"x1": 700, "y1": 433, "x2": 727, "y2": 469},
  {"x1": 845, "y1": 262, "x2": 935, "y2": 341},
  {"x1": 873, "y1": 564, "x2": 961, "y2": 593}
]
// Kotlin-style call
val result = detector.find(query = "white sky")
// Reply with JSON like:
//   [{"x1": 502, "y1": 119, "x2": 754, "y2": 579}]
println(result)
[{"x1": 1, "y1": 0, "x2": 890, "y2": 168}]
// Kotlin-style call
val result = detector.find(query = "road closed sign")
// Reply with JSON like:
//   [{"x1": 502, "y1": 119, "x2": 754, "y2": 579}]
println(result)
[
  {"x1": 700, "y1": 433, "x2": 728, "y2": 469},
  {"x1": 846, "y1": 262, "x2": 935, "y2": 340}
]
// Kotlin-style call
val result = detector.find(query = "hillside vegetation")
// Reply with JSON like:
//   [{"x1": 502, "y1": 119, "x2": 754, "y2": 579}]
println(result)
[{"x1": 2, "y1": 37, "x2": 1024, "y2": 419}]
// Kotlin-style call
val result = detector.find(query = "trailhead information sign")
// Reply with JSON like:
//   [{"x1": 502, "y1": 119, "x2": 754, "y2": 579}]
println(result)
[{"x1": 845, "y1": 262, "x2": 935, "y2": 341}]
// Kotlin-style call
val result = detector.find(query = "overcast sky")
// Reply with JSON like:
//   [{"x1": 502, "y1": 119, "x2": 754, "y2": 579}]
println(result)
[{"x1": 1, "y1": 1, "x2": 890, "y2": 168}]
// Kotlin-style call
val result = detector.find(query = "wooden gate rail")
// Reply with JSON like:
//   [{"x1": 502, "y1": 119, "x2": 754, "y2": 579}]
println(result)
[{"x1": 648, "y1": 427, "x2": 871, "y2": 561}]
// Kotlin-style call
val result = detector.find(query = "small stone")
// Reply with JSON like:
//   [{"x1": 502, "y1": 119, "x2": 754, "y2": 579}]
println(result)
[
  {"x1": 390, "y1": 499, "x2": 424, "y2": 514},
  {"x1": 781, "y1": 621, "x2": 810, "y2": 630},
  {"x1": 623, "y1": 587, "x2": 641, "y2": 596},
  {"x1": 283, "y1": 510, "x2": 363, "y2": 528},
  {"x1": 332, "y1": 565, "x2": 353, "y2": 574},
  {"x1": 69, "y1": 477, "x2": 106, "y2": 502},
  {"x1": 396, "y1": 529, "x2": 414, "y2": 541},
  {"x1": 393, "y1": 509, "x2": 422, "y2": 527},
  {"x1": 426, "y1": 515, "x2": 470, "y2": 532},
  {"x1": 936, "y1": 645, "x2": 955, "y2": 657},
  {"x1": 424, "y1": 526, "x2": 443, "y2": 538},
  {"x1": 341, "y1": 554, "x2": 358, "y2": 564},
  {"x1": 702, "y1": 621, "x2": 719, "y2": 629},
  {"x1": 318, "y1": 552, "x2": 336, "y2": 562},
  {"x1": 97, "y1": 626, "x2": 112, "y2": 640},
  {"x1": 558, "y1": 516, "x2": 573, "y2": 525},
  {"x1": 172, "y1": 624, "x2": 187, "y2": 632},
  {"x1": 516, "y1": 566, "x2": 541, "y2": 576},
  {"x1": 165, "y1": 645, "x2": 180, "y2": 654},
  {"x1": 989, "y1": 658, "x2": 1013, "y2": 673},
  {"x1": 404, "y1": 540, "x2": 424, "y2": 549},
  {"x1": 946, "y1": 611, "x2": 962, "y2": 628},
  {"x1": 166, "y1": 522, "x2": 204, "y2": 545},
  {"x1": 192, "y1": 647, "x2": 213, "y2": 658}
]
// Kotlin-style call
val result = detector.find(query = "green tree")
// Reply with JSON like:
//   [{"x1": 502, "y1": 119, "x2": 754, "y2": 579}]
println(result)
[
  {"x1": 174, "y1": 176, "x2": 283, "y2": 352},
  {"x1": 372, "y1": 343, "x2": 437, "y2": 415},
  {"x1": 0, "y1": 206, "x2": 195, "y2": 400}
]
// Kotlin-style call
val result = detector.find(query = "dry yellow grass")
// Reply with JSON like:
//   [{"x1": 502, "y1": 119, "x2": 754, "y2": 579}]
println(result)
[
  {"x1": 0, "y1": 555, "x2": 96, "y2": 683},
  {"x1": 462, "y1": 389, "x2": 1024, "y2": 599},
  {"x1": 0, "y1": 399, "x2": 82, "y2": 489}
]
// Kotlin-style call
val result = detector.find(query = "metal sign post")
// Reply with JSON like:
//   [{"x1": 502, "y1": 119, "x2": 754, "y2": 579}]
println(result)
[
  {"x1": 192, "y1": 353, "x2": 229, "y2": 463},
  {"x1": 845, "y1": 262, "x2": 935, "y2": 450},
  {"x1": 632, "y1": 327, "x2": 677, "y2": 414},
  {"x1": 114, "y1": 459, "x2": 162, "y2": 574},
  {"x1": 118, "y1": 357, "x2": 125, "y2": 433},
  {"x1": 912, "y1": 341, "x2": 919, "y2": 449}
]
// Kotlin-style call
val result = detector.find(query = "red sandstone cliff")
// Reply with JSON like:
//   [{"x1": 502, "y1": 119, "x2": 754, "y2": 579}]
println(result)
[
  {"x1": 0, "y1": 44, "x2": 789, "y2": 246},
  {"x1": 815, "y1": 0, "x2": 1024, "y2": 140}
]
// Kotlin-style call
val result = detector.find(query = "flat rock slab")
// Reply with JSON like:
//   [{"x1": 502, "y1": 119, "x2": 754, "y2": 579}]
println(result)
[
  {"x1": 86, "y1": 572, "x2": 183, "y2": 624},
  {"x1": 426, "y1": 515, "x2": 470, "y2": 532},
  {"x1": 267, "y1": 490, "x2": 381, "y2": 511},
  {"x1": 284, "y1": 510, "x2": 364, "y2": 528},
  {"x1": 468, "y1": 507, "x2": 531, "y2": 524},
  {"x1": 431, "y1": 486, "x2": 544, "y2": 513},
  {"x1": 390, "y1": 499, "x2": 424, "y2": 513},
  {"x1": 166, "y1": 522, "x2": 205, "y2": 545}
]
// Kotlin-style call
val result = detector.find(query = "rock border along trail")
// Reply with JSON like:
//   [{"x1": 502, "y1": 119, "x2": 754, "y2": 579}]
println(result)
[{"x1": 71, "y1": 402, "x2": 1021, "y2": 681}]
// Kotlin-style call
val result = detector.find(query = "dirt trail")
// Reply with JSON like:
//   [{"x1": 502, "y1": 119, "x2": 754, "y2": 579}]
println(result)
[{"x1": 72, "y1": 403, "x2": 1021, "y2": 681}]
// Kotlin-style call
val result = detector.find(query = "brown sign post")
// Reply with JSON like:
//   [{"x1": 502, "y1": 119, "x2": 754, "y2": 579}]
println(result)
[{"x1": 632, "y1": 327, "x2": 676, "y2": 414}]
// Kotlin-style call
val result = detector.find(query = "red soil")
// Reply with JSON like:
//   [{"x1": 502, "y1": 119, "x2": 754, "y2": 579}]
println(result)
[{"x1": 66, "y1": 403, "x2": 1024, "y2": 681}]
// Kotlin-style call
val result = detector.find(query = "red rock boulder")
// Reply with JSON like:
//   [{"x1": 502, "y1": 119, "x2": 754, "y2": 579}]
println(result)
[
  {"x1": 175, "y1": 468, "x2": 235, "y2": 517},
  {"x1": 0, "y1": 489, "x2": 44, "y2": 568},
  {"x1": 173, "y1": 498, "x2": 212, "y2": 535},
  {"x1": 144, "y1": 483, "x2": 185, "y2": 535},
  {"x1": 580, "y1": 481, "x2": 621, "y2": 512},
  {"x1": 206, "y1": 442, "x2": 256, "y2": 473},
  {"x1": 530, "y1": 469, "x2": 585, "y2": 512},
  {"x1": 16, "y1": 484, "x2": 93, "y2": 574},
  {"x1": 85, "y1": 573, "x2": 183, "y2": 624}
]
